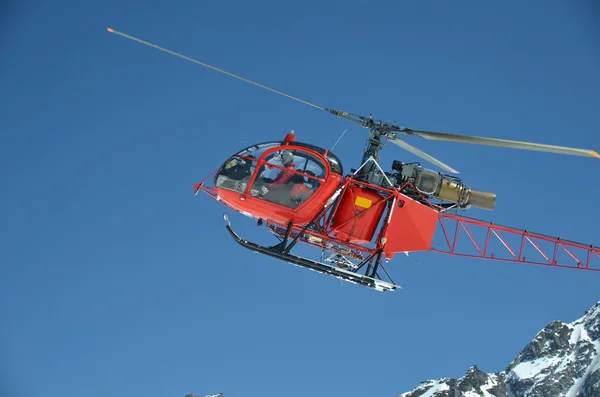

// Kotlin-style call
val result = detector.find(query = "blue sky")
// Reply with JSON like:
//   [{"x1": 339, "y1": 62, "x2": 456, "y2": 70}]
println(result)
[{"x1": 1, "y1": 1, "x2": 599, "y2": 396}]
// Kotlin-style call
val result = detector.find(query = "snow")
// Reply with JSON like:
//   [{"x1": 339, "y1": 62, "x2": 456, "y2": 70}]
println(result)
[
  {"x1": 568, "y1": 313, "x2": 593, "y2": 345},
  {"x1": 399, "y1": 302, "x2": 600, "y2": 397},
  {"x1": 569, "y1": 323, "x2": 583, "y2": 345},
  {"x1": 553, "y1": 355, "x2": 571, "y2": 374},
  {"x1": 510, "y1": 356, "x2": 560, "y2": 379},
  {"x1": 510, "y1": 306, "x2": 600, "y2": 397},
  {"x1": 460, "y1": 375, "x2": 500, "y2": 397},
  {"x1": 565, "y1": 339, "x2": 600, "y2": 397},
  {"x1": 419, "y1": 382, "x2": 449, "y2": 397},
  {"x1": 508, "y1": 309, "x2": 598, "y2": 396},
  {"x1": 400, "y1": 372, "x2": 504, "y2": 397},
  {"x1": 587, "y1": 302, "x2": 600, "y2": 320},
  {"x1": 398, "y1": 381, "x2": 449, "y2": 397},
  {"x1": 480, "y1": 374, "x2": 499, "y2": 397}
]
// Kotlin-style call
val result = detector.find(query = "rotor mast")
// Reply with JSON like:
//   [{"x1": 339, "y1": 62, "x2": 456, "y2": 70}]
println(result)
[{"x1": 325, "y1": 109, "x2": 404, "y2": 182}]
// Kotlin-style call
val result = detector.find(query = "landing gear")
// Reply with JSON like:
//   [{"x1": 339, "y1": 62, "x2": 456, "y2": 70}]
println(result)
[{"x1": 223, "y1": 214, "x2": 400, "y2": 292}]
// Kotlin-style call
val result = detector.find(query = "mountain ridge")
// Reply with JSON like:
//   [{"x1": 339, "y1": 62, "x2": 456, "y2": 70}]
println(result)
[{"x1": 399, "y1": 301, "x2": 600, "y2": 397}]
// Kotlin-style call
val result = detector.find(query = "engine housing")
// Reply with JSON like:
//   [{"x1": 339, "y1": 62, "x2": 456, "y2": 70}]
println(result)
[{"x1": 391, "y1": 161, "x2": 496, "y2": 210}]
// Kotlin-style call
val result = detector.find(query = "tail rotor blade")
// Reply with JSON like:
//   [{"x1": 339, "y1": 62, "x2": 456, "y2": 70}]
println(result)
[
  {"x1": 389, "y1": 137, "x2": 459, "y2": 174},
  {"x1": 405, "y1": 129, "x2": 600, "y2": 158}
]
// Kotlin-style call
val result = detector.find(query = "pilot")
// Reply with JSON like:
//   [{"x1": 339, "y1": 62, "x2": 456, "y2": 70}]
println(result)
[
  {"x1": 263, "y1": 150, "x2": 296, "y2": 185},
  {"x1": 259, "y1": 150, "x2": 296, "y2": 198}
]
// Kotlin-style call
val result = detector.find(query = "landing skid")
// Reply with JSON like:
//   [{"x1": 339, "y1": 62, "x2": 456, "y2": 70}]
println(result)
[{"x1": 223, "y1": 214, "x2": 400, "y2": 292}]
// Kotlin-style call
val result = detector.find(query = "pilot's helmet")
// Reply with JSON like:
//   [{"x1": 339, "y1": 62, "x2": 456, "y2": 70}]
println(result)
[{"x1": 280, "y1": 150, "x2": 294, "y2": 167}]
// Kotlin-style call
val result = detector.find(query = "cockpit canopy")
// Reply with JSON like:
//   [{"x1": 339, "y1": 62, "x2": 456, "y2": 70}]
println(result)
[
  {"x1": 234, "y1": 141, "x2": 343, "y2": 175},
  {"x1": 214, "y1": 141, "x2": 343, "y2": 209}
]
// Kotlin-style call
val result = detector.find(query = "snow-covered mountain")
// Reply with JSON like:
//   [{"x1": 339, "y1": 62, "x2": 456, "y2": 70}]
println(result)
[{"x1": 399, "y1": 301, "x2": 600, "y2": 397}]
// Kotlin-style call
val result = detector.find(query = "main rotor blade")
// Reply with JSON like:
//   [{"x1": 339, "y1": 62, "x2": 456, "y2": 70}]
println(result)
[
  {"x1": 106, "y1": 28, "x2": 326, "y2": 112},
  {"x1": 389, "y1": 137, "x2": 459, "y2": 174},
  {"x1": 405, "y1": 129, "x2": 600, "y2": 158}
]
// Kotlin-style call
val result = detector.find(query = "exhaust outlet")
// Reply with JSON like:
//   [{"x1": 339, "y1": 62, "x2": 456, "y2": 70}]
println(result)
[
  {"x1": 467, "y1": 189, "x2": 496, "y2": 211},
  {"x1": 436, "y1": 179, "x2": 496, "y2": 210}
]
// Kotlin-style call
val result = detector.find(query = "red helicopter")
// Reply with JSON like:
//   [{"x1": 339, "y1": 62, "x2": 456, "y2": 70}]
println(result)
[{"x1": 109, "y1": 28, "x2": 600, "y2": 292}]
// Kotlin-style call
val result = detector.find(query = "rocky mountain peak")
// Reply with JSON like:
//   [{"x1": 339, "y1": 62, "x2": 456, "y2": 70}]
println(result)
[
  {"x1": 398, "y1": 301, "x2": 600, "y2": 397},
  {"x1": 583, "y1": 302, "x2": 600, "y2": 341},
  {"x1": 508, "y1": 319, "x2": 572, "y2": 366},
  {"x1": 458, "y1": 366, "x2": 490, "y2": 391}
]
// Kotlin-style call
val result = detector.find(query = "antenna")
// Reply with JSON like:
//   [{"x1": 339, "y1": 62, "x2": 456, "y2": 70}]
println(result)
[{"x1": 330, "y1": 129, "x2": 347, "y2": 152}]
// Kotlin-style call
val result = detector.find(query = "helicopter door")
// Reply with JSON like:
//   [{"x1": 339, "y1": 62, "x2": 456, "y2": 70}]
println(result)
[{"x1": 250, "y1": 149, "x2": 325, "y2": 208}]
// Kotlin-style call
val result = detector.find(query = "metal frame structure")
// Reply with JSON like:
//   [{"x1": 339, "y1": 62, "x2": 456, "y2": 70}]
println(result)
[{"x1": 433, "y1": 214, "x2": 600, "y2": 272}]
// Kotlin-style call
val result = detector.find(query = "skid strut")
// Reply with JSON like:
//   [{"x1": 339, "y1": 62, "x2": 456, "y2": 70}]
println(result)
[{"x1": 223, "y1": 214, "x2": 399, "y2": 292}]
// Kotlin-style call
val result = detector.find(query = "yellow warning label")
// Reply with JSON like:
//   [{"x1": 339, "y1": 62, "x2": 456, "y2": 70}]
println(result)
[{"x1": 355, "y1": 196, "x2": 372, "y2": 209}]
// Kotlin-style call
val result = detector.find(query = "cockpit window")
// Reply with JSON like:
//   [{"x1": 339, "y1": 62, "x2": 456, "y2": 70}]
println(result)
[
  {"x1": 214, "y1": 141, "x2": 336, "y2": 208},
  {"x1": 237, "y1": 142, "x2": 280, "y2": 158},
  {"x1": 214, "y1": 142, "x2": 279, "y2": 194},
  {"x1": 215, "y1": 155, "x2": 258, "y2": 194},
  {"x1": 292, "y1": 142, "x2": 343, "y2": 175},
  {"x1": 250, "y1": 149, "x2": 326, "y2": 208}
]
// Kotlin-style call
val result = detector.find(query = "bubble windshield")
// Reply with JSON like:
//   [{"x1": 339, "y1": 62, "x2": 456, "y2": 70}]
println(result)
[{"x1": 215, "y1": 143, "x2": 327, "y2": 209}]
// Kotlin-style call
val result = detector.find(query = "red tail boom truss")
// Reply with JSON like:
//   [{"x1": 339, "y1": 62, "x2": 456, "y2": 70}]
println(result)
[{"x1": 432, "y1": 213, "x2": 600, "y2": 272}]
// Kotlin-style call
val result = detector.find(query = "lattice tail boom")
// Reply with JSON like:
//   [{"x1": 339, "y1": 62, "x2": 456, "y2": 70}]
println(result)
[{"x1": 431, "y1": 213, "x2": 600, "y2": 272}]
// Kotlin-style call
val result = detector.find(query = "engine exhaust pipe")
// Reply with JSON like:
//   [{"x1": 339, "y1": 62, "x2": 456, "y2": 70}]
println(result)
[
  {"x1": 466, "y1": 189, "x2": 496, "y2": 211},
  {"x1": 433, "y1": 179, "x2": 496, "y2": 210}
]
